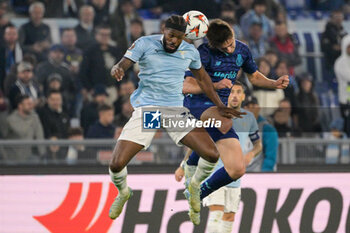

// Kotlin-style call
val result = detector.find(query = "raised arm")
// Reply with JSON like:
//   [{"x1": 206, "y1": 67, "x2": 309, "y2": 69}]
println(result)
[
  {"x1": 110, "y1": 57, "x2": 135, "y2": 81},
  {"x1": 247, "y1": 71, "x2": 289, "y2": 89}
]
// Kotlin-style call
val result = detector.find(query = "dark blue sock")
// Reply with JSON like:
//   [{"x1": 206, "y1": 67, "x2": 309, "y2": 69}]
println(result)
[
  {"x1": 200, "y1": 167, "x2": 235, "y2": 200},
  {"x1": 186, "y1": 151, "x2": 200, "y2": 166}
]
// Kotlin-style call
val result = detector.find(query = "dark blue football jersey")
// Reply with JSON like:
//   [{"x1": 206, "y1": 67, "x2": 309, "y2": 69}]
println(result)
[{"x1": 184, "y1": 40, "x2": 257, "y2": 107}]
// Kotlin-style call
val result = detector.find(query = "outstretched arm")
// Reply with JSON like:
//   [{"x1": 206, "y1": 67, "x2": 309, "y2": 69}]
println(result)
[
  {"x1": 183, "y1": 76, "x2": 233, "y2": 95},
  {"x1": 190, "y1": 66, "x2": 246, "y2": 118},
  {"x1": 247, "y1": 71, "x2": 289, "y2": 89},
  {"x1": 110, "y1": 57, "x2": 135, "y2": 81}
]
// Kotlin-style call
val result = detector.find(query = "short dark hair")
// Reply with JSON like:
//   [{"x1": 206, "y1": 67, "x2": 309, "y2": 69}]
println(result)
[
  {"x1": 232, "y1": 80, "x2": 245, "y2": 92},
  {"x1": 15, "y1": 94, "x2": 30, "y2": 106},
  {"x1": 95, "y1": 24, "x2": 111, "y2": 34},
  {"x1": 68, "y1": 127, "x2": 84, "y2": 137},
  {"x1": 131, "y1": 18, "x2": 143, "y2": 27},
  {"x1": 98, "y1": 104, "x2": 114, "y2": 113},
  {"x1": 253, "y1": 0, "x2": 266, "y2": 7},
  {"x1": 207, "y1": 19, "x2": 234, "y2": 48},
  {"x1": 47, "y1": 89, "x2": 62, "y2": 98},
  {"x1": 165, "y1": 15, "x2": 187, "y2": 32},
  {"x1": 233, "y1": 80, "x2": 243, "y2": 88}
]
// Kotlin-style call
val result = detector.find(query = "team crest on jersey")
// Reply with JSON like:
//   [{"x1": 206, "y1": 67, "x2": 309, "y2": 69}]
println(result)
[
  {"x1": 128, "y1": 42, "x2": 136, "y2": 50},
  {"x1": 178, "y1": 50, "x2": 186, "y2": 58},
  {"x1": 236, "y1": 54, "x2": 243, "y2": 66},
  {"x1": 215, "y1": 61, "x2": 221, "y2": 66}
]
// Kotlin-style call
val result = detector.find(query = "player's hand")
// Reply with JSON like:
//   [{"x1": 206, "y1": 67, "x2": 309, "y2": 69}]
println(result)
[
  {"x1": 218, "y1": 106, "x2": 247, "y2": 118},
  {"x1": 275, "y1": 75, "x2": 289, "y2": 89},
  {"x1": 214, "y1": 79, "x2": 232, "y2": 90},
  {"x1": 175, "y1": 167, "x2": 184, "y2": 182},
  {"x1": 111, "y1": 65, "x2": 124, "y2": 81}
]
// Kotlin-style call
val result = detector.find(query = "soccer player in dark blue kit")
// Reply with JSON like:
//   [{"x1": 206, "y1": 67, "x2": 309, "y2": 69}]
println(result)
[{"x1": 182, "y1": 19, "x2": 289, "y2": 224}]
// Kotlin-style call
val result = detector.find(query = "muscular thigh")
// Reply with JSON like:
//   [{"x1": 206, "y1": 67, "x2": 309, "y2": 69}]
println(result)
[
  {"x1": 216, "y1": 138, "x2": 244, "y2": 171},
  {"x1": 200, "y1": 106, "x2": 232, "y2": 134}
]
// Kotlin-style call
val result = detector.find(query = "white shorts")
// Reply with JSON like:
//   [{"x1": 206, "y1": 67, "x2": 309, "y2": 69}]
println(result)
[
  {"x1": 202, "y1": 186, "x2": 241, "y2": 213},
  {"x1": 118, "y1": 106, "x2": 196, "y2": 149}
]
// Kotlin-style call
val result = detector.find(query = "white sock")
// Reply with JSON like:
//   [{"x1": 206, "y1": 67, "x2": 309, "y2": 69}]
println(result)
[
  {"x1": 220, "y1": 220, "x2": 233, "y2": 233},
  {"x1": 191, "y1": 158, "x2": 216, "y2": 186},
  {"x1": 109, "y1": 167, "x2": 129, "y2": 195},
  {"x1": 184, "y1": 163, "x2": 196, "y2": 180},
  {"x1": 206, "y1": 210, "x2": 223, "y2": 233}
]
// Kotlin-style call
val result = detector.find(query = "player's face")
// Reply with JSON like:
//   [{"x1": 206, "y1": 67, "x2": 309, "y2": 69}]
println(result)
[
  {"x1": 163, "y1": 28, "x2": 185, "y2": 53},
  {"x1": 228, "y1": 85, "x2": 245, "y2": 108},
  {"x1": 218, "y1": 37, "x2": 236, "y2": 54}
]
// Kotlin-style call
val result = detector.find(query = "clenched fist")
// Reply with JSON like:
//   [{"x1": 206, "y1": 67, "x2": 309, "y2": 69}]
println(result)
[{"x1": 275, "y1": 75, "x2": 289, "y2": 89}]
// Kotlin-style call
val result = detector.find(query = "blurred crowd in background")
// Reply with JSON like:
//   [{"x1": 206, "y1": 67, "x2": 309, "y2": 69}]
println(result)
[{"x1": 0, "y1": 0, "x2": 350, "y2": 163}]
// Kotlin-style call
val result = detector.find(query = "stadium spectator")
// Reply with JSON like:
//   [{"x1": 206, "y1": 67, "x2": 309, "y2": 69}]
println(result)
[
  {"x1": 61, "y1": 28, "x2": 83, "y2": 77},
  {"x1": 37, "y1": 90, "x2": 70, "y2": 139},
  {"x1": 272, "y1": 99, "x2": 297, "y2": 137},
  {"x1": 269, "y1": 21, "x2": 301, "y2": 76},
  {"x1": 80, "y1": 84, "x2": 108, "y2": 135},
  {"x1": 113, "y1": 80, "x2": 135, "y2": 115},
  {"x1": 36, "y1": 44, "x2": 75, "y2": 113},
  {"x1": 110, "y1": 0, "x2": 139, "y2": 51},
  {"x1": 0, "y1": 90, "x2": 9, "y2": 138},
  {"x1": 3, "y1": 95, "x2": 45, "y2": 162},
  {"x1": 74, "y1": 5, "x2": 96, "y2": 51},
  {"x1": 3, "y1": 54, "x2": 37, "y2": 96},
  {"x1": 19, "y1": 2, "x2": 51, "y2": 62},
  {"x1": 89, "y1": 0, "x2": 113, "y2": 26},
  {"x1": 86, "y1": 104, "x2": 115, "y2": 138},
  {"x1": 321, "y1": 9, "x2": 347, "y2": 89},
  {"x1": 334, "y1": 34, "x2": 350, "y2": 136},
  {"x1": 66, "y1": 127, "x2": 85, "y2": 164},
  {"x1": 0, "y1": 0, "x2": 11, "y2": 45},
  {"x1": 253, "y1": 57, "x2": 284, "y2": 117},
  {"x1": 127, "y1": 18, "x2": 145, "y2": 46},
  {"x1": 8, "y1": 61, "x2": 41, "y2": 109},
  {"x1": 275, "y1": 59, "x2": 298, "y2": 108},
  {"x1": 244, "y1": 96, "x2": 278, "y2": 171},
  {"x1": 41, "y1": 0, "x2": 84, "y2": 18},
  {"x1": 236, "y1": 0, "x2": 253, "y2": 24},
  {"x1": 263, "y1": 49, "x2": 278, "y2": 69},
  {"x1": 0, "y1": 25, "x2": 23, "y2": 89},
  {"x1": 325, "y1": 118, "x2": 349, "y2": 164},
  {"x1": 61, "y1": 28, "x2": 83, "y2": 115},
  {"x1": 79, "y1": 25, "x2": 122, "y2": 105},
  {"x1": 113, "y1": 97, "x2": 133, "y2": 127},
  {"x1": 240, "y1": 0, "x2": 273, "y2": 39},
  {"x1": 295, "y1": 73, "x2": 322, "y2": 136},
  {"x1": 247, "y1": 21, "x2": 269, "y2": 59}
]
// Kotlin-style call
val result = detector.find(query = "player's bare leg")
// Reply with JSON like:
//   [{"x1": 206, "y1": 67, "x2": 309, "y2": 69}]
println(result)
[
  {"x1": 200, "y1": 106, "x2": 233, "y2": 134},
  {"x1": 216, "y1": 138, "x2": 245, "y2": 180},
  {"x1": 180, "y1": 127, "x2": 219, "y2": 224},
  {"x1": 109, "y1": 140, "x2": 144, "y2": 219}
]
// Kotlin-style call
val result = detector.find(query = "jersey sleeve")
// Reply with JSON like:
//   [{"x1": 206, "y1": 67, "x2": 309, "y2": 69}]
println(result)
[
  {"x1": 189, "y1": 47, "x2": 202, "y2": 70},
  {"x1": 248, "y1": 112, "x2": 260, "y2": 142},
  {"x1": 242, "y1": 45, "x2": 258, "y2": 74},
  {"x1": 124, "y1": 37, "x2": 145, "y2": 62}
]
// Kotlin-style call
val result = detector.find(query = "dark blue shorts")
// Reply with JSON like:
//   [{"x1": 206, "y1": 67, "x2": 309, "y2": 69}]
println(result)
[{"x1": 185, "y1": 103, "x2": 239, "y2": 142}]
